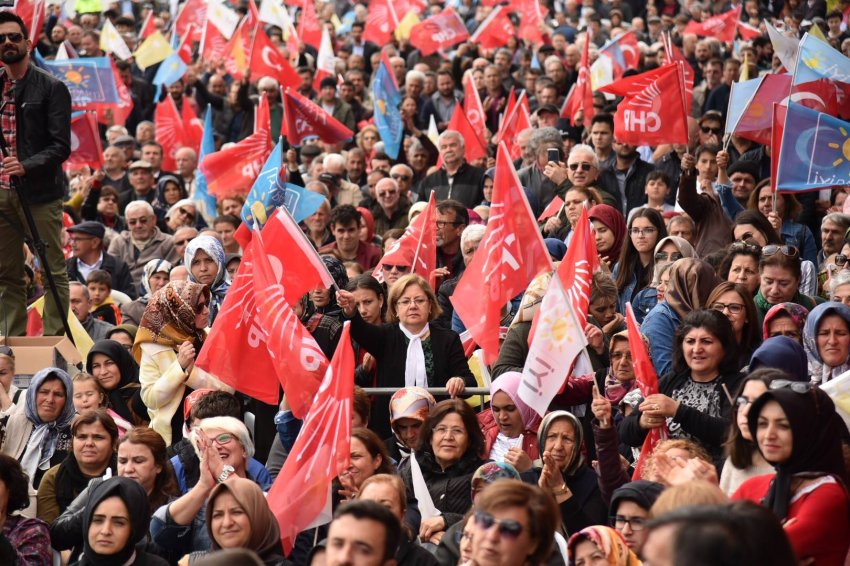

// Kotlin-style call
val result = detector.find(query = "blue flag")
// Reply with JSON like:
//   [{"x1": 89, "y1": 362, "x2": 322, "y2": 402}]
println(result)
[
  {"x1": 776, "y1": 102, "x2": 850, "y2": 192},
  {"x1": 194, "y1": 105, "x2": 218, "y2": 222},
  {"x1": 242, "y1": 139, "x2": 327, "y2": 228},
  {"x1": 372, "y1": 57, "x2": 403, "y2": 160},
  {"x1": 793, "y1": 32, "x2": 850, "y2": 86},
  {"x1": 724, "y1": 76, "x2": 762, "y2": 136},
  {"x1": 39, "y1": 57, "x2": 120, "y2": 106},
  {"x1": 152, "y1": 53, "x2": 187, "y2": 89}
]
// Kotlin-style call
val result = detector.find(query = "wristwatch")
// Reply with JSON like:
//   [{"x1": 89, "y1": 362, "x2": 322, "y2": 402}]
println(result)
[{"x1": 218, "y1": 465, "x2": 235, "y2": 483}]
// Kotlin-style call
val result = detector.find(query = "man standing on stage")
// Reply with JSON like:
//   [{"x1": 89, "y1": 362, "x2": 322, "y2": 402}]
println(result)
[{"x1": 0, "y1": 12, "x2": 71, "y2": 336}]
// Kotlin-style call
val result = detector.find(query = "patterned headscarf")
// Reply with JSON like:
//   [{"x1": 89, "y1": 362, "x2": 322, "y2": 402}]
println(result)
[
  {"x1": 185, "y1": 235, "x2": 230, "y2": 323},
  {"x1": 19, "y1": 368, "x2": 75, "y2": 481},
  {"x1": 389, "y1": 387, "x2": 436, "y2": 426},
  {"x1": 490, "y1": 372, "x2": 542, "y2": 432},
  {"x1": 133, "y1": 280, "x2": 210, "y2": 363},
  {"x1": 470, "y1": 461, "x2": 521, "y2": 500},
  {"x1": 762, "y1": 302, "x2": 809, "y2": 340},
  {"x1": 567, "y1": 526, "x2": 641, "y2": 566},
  {"x1": 140, "y1": 258, "x2": 172, "y2": 301}
]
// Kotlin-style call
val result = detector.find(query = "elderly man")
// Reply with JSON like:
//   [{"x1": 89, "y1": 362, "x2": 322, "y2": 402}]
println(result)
[
  {"x1": 171, "y1": 226, "x2": 199, "y2": 264},
  {"x1": 323, "y1": 153, "x2": 363, "y2": 207},
  {"x1": 66, "y1": 221, "x2": 136, "y2": 298},
  {"x1": 119, "y1": 160, "x2": 157, "y2": 213},
  {"x1": 420, "y1": 130, "x2": 484, "y2": 208},
  {"x1": 174, "y1": 147, "x2": 198, "y2": 197},
  {"x1": 108, "y1": 201, "x2": 180, "y2": 282},
  {"x1": 371, "y1": 178, "x2": 410, "y2": 235},
  {"x1": 389, "y1": 163, "x2": 415, "y2": 200},
  {"x1": 101, "y1": 145, "x2": 130, "y2": 194},
  {"x1": 70, "y1": 282, "x2": 114, "y2": 341},
  {"x1": 518, "y1": 127, "x2": 565, "y2": 216},
  {"x1": 542, "y1": 144, "x2": 606, "y2": 236},
  {"x1": 820, "y1": 213, "x2": 850, "y2": 267}
]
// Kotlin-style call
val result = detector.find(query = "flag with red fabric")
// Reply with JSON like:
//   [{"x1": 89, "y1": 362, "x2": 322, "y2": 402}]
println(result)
[
  {"x1": 462, "y1": 70, "x2": 488, "y2": 147},
  {"x1": 770, "y1": 103, "x2": 786, "y2": 193},
  {"x1": 512, "y1": 0, "x2": 547, "y2": 44},
  {"x1": 313, "y1": 25, "x2": 335, "y2": 91},
  {"x1": 254, "y1": 92, "x2": 271, "y2": 138},
  {"x1": 181, "y1": 101, "x2": 203, "y2": 155},
  {"x1": 409, "y1": 8, "x2": 469, "y2": 56},
  {"x1": 598, "y1": 63, "x2": 689, "y2": 146},
  {"x1": 198, "y1": 126, "x2": 273, "y2": 197},
  {"x1": 268, "y1": 321, "x2": 354, "y2": 555},
  {"x1": 446, "y1": 102, "x2": 487, "y2": 162},
  {"x1": 560, "y1": 34, "x2": 593, "y2": 125},
  {"x1": 452, "y1": 143, "x2": 553, "y2": 364},
  {"x1": 139, "y1": 10, "x2": 157, "y2": 39},
  {"x1": 599, "y1": 31, "x2": 640, "y2": 79},
  {"x1": 537, "y1": 195, "x2": 564, "y2": 222},
  {"x1": 363, "y1": 0, "x2": 399, "y2": 45},
  {"x1": 282, "y1": 88, "x2": 354, "y2": 145},
  {"x1": 494, "y1": 91, "x2": 530, "y2": 159},
  {"x1": 661, "y1": 34, "x2": 694, "y2": 115},
  {"x1": 91, "y1": 59, "x2": 134, "y2": 127},
  {"x1": 201, "y1": 17, "x2": 229, "y2": 61},
  {"x1": 373, "y1": 191, "x2": 437, "y2": 283},
  {"x1": 66, "y1": 112, "x2": 103, "y2": 171},
  {"x1": 298, "y1": 0, "x2": 323, "y2": 48},
  {"x1": 728, "y1": 74, "x2": 792, "y2": 145},
  {"x1": 469, "y1": 5, "x2": 514, "y2": 49},
  {"x1": 223, "y1": 18, "x2": 254, "y2": 81},
  {"x1": 625, "y1": 302, "x2": 668, "y2": 480},
  {"x1": 176, "y1": 25, "x2": 195, "y2": 64},
  {"x1": 250, "y1": 29, "x2": 302, "y2": 90},
  {"x1": 683, "y1": 5, "x2": 741, "y2": 42},
  {"x1": 174, "y1": 0, "x2": 207, "y2": 43},
  {"x1": 16, "y1": 0, "x2": 45, "y2": 43},
  {"x1": 154, "y1": 96, "x2": 189, "y2": 172}
]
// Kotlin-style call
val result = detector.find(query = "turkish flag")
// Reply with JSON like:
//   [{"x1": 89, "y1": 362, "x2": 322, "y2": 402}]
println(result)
[
  {"x1": 251, "y1": 30, "x2": 301, "y2": 90},
  {"x1": 684, "y1": 6, "x2": 741, "y2": 43},
  {"x1": 201, "y1": 17, "x2": 229, "y2": 61},
  {"x1": 625, "y1": 303, "x2": 668, "y2": 480},
  {"x1": 174, "y1": 0, "x2": 207, "y2": 43},
  {"x1": 154, "y1": 97, "x2": 189, "y2": 172},
  {"x1": 198, "y1": 128, "x2": 273, "y2": 197},
  {"x1": 770, "y1": 103, "x2": 787, "y2": 193},
  {"x1": 598, "y1": 63, "x2": 689, "y2": 146},
  {"x1": 462, "y1": 71, "x2": 488, "y2": 147},
  {"x1": 66, "y1": 112, "x2": 103, "y2": 171},
  {"x1": 268, "y1": 321, "x2": 353, "y2": 555},
  {"x1": 446, "y1": 101, "x2": 487, "y2": 162},
  {"x1": 282, "y1": 88, "x2": 354, "y2": 145},
  {"x1": 363, "y1": 0, "x2": 399, "y2": 45},
  {"x1": 561, "y1": 34, "x2": 594, "y2": 125},
  {"x1": 733, "y1": 74, "x2": 792, "y2": 145},
  {"x1": 792, "y1": 78, "x2": 841, "y2": 116},
  {"x1": 182, "y1": 101, "x2": 203, "y2": 155},
  {"x1": 469, "y1": 5, "x2": 515, "y2": 50},
  {"x1": 409, "y1": 8, "x2": 469, "y2": 56},
  {"x1": 298, "y1": 0, "x2": 323, "y2": 48},
  {"x1": 452, "y1": 143, "x2": 553, "y2": 364},
  {"x1": 373, "y1": 191, "x2": 437, "y2": 283}
]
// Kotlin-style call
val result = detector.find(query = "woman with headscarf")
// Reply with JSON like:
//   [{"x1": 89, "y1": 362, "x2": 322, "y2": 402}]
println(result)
[
  {"x1": 534, "y1": 411, "x2": 608, "y2": 534},
  {"x1": 568, "y1": 525, "x2": 641, "y2": 566},
  {"x1": 733, "y1": 386, "x2": 850, "y2": 564},
  {"x1": 152, "y1": 174, "x2": 188, "y2": 222},
  {"x1": 0, "y1": 368, "x2": 75, "y2": 514},
  {"x1": 480, "y1": 372, "x2": 541, "y2": 472},
  {"x1": 134, "y1": 281, "x2": 232, "y2": 446},
  {"x1": 762, "y1": 302, "x2": 809, "y2": 343},
  {"x1": 87, "y1": 340, "x2": 148, "y2": 426},
  {"x1": 589, "y1": 204, "x2": 627, "y2": 272},
  {"x1": 121, "y1": 259, "x2": 172, "y2": 326},
  {"x1": 803, "y1": 302, "x2": 850, "y2": 384},
  {"x1": 632, "y1": 235, "x2": 697, "y2": 323},
  {"x1": 748, "y1": 336, "x2": 810, "y2": 382},
  {"x1": 185, "y1": 236, "x2": 230, "y2": 325},
  {"x1": 74, "y1": 476, "x2": 168, "y2": 565},
  {"x1": 641, "y1": 258, "x2": 722, "y2": 377},
  {"x1": 385, "y1": 387, "x2": 436, "y2": 465}
]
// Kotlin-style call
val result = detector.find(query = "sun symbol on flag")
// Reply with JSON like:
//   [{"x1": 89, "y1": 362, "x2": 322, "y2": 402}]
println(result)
[
  {"x1": 541, "y1": 308, "x2": 576, "y2": 353},
  {"x1": 63, "y1": 66, "x2": 88, "y2": 85},
  {"x1": 828, "y1": 127, "x2": 850, "y2": 167}
]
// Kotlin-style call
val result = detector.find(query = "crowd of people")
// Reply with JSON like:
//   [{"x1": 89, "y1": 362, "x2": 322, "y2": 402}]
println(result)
[{"x1": 0, "y1": 0, "x2": 849, "y2": 564}]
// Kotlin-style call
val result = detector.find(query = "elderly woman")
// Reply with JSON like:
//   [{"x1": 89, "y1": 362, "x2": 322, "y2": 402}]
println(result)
[
  {"x1": 87, "y1": 339, "x2": 147, "y2": 426},
  {"x1": 185, "y1": 235, "x2": 230, "y2": 324},
  {"x1": 0, "y1": 455, "x2": 52, "y2": 564},
  {"x1": 568, "y1": 526, "x2": 641, "y2": 566},
  {"x1": 166, "y1": 199, "x2": 201, "y2": 233},
  {"x1": 337, "y1": 274, "x2": 475, "y2": 438},
  {"x1": 755, "y1": 245, "x2": 817, "y2": 323},
  {"x1": 121, "y1": 259, "x2": 171, "y2": 326},
  {"x1": 804, "y1": 302, "x2": 850, "y2": 384},
  {"x1": 0, "y1": 368, "x2": 75, "y2": 512},
  {"x1": 762, "y1": 302, "x2": 809, "y2": 343},
  {"x1": 480, "y1": 372, "x2": 541, "y2": 472},
  {"x1": 719, "y1": 240, "x2": 762, "y2": 296},
  {"x1": 134, "y1": 281, "x2": 232, "y2": 446},
  {"x1": 0, "y1": 346, "x2": 21, "y2": 418},
  {"x1": 385, "y1": 387, "x2": 436, "y2": 465}
]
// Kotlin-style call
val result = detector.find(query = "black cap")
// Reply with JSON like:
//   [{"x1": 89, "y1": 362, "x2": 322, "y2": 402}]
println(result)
[
  {"x1": 67, "y1": 221, "x2": 105, "y2": 240},
  {"x1": 536, "y1": 104, "x2": 560, "y2": 116},
  {"x1": 319, "y1": 172, "x2": 339, "y2": 186},
  {"x1": 727, "y1": 159, "x2": 761, "y2": 180},
  {"x1": 610, "y1": 480, "x2": 666, "y2": 514}
]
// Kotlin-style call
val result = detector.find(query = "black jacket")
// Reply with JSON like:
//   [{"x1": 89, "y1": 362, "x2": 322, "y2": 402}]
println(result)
[
  {"x1": 596, "y1": 157, "x2": 657, "y2": 215},
  {"x1": 419, "y1": 163, "x2": 485, "y2": 209},
  {"x1": 66, "y1": 253, "x2": 137, "y2": 299},
  {"x1": 0, "y1": 63, "x2": 71, "y2": 204}
]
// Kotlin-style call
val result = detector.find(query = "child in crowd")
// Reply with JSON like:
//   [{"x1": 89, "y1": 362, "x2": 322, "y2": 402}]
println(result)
[
  {"x1": 87, "y1": 269, "x2": 121, "y2": 325},
  {"x1": 629, "y1": 171, "x2": 676, "y2": 221},
  {"x1": 71, "y1": 372, "x2": 133, "y2": 433}
]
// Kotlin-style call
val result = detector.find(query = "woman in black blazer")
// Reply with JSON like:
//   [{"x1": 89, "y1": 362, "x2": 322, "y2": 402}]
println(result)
[{"x1": 337, "y1": 274, "x2": 475, "y2": 438}]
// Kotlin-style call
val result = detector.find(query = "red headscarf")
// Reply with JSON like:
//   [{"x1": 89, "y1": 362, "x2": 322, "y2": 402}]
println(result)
[
  {"x1": 357, "y1": 207, "x2": 375, "y2": 243},
  {"x1": 588, "y1": 204, "x2": 627, "y2": 262}
]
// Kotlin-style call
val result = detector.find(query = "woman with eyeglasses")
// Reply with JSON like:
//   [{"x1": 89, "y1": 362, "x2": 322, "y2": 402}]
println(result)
[
  {"x1": 0, "y1": 346, "x2": 21, "y2": 418},
  {"x1": 719, "y1": 369, "x2": 784, "y2": 495},
  {"x1": 732, "y1": 384, "x2": 850, "y2": 564},
  {"x1": 706, "y1": 282, "x2": 761, "y2": 367},
  {"x1": 631, "y1": 235, "x2": 696, "y2": 322},
  {"x1": 803, "y1": 302, "x2": 850, "y2": 384},
  {"x1": 747, "y1": 180, "x2": 818, "y2": 265},
  {"x1": 185, "y1": 235, "x2": 230, "y2": 325},
  {"x1": 337, "y1": 274, "x2": 475, "y2": 439},
  {"x1": 755, "y1": 245, "x2": 817, "y2": 324},
  {"x1": 620, "y1": 309, "x2": 744, "y2": 467},
  {"x1": 613, "y1": 208, "x2": 668, "y2": 314},
  {"x1": 165, "y1": 199, "x2": 202, "y2": 234},
  {"x1": 719, "y1": 240, "x2": 762, "y2": 296},
  {"x1": 134, "y1": 281, "x2": 233, "y2": 446},
  {"x1": 86, "y1": 340, "x2": 148, "y2": 428},
  {"x1": 567, "y1": 525, "x2": 641, "y2": 566},
  {"x1": 120, "y1": 259, "x2": 171, "y2": 326},
  {"x1": 607, "y1": 480, "x2": 665, "y2": 556}
]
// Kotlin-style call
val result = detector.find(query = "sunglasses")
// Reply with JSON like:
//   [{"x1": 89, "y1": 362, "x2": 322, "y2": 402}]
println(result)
[
  {"x1": 383, "y1": 264, "x2": 409, "y2": 273},
  {"x1": 655, "y1": 251, "x2": 683, "y2": 262},
  {"x1": 377, "y1": 190, "x2": 398, "y2": 197},
  {"x1": 0, "y1": 33, "x2": 24, "y2": 44},
  {"x1": 568, "y1": 162, "x2": 593, "y2": 172},
  {"x1": 391, "y1": 174, "x2": 411, "y2": 181},
  {"x1": 195, "y1": 300, "x2": 209, "y2": 314},
  {"x1": 836, "y1": 254, "x2": 849, "y2": 267},
  {"x1": 701, "y1": 126, "x2": 722, "y2": 135},
  {"x1": 762, "y1": 244, "x2": 798, "y2": 259},
  {"x1": 175, "y1": 239, "x2": 192, "y2": 246},
  {"x1": 474, "y1": 511, "x2": 524, "y2": 539},
  {"x1": 769, "y1": 379, "x2": 813, "y2": 394},
  {"x1": 729, "y1": 240, "x2": 761, "y2": 254},
  {"x1": 178, "y1": 207, "x2": 196, "y2": 220}
]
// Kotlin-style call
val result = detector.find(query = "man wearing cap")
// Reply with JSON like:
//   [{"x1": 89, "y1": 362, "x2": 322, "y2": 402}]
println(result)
[
  {"x1": 112, "y1": 134, "x2": 137, "y2": 164},
  {"x1": 535, "y1": 104, "x2": 560, "y2": 129},
  {"x1": 66, "y1": 221, "x2": 136, "y2": 299},
  {"x1": 317, "y1": 76, "x2": 356, "y2": 133},
  {"x1": 121, "y1": 160, "x2": 156, "y2": 213}
]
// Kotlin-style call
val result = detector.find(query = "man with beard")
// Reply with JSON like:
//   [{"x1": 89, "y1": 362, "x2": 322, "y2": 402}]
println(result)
[
  {"x1": 597, "y1": 140, "x2": 657, "y2": 215},
  {"x1": 0, "y1": 12, "x2": 71, "y2": 336}
]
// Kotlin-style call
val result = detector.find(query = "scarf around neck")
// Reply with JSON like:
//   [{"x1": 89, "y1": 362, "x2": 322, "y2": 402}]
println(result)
[{"x1": 401, "y1": 323, "x2": 430, "y2": 388}]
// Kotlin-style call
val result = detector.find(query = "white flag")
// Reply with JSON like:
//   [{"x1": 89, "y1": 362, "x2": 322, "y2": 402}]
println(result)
[
  {"x1": 766, "y1": 23, "x2": 798, "y2": 74},
  {"x1": 410, "y1": 450, "x2": 441, "y2": 519},
  {"x1": 100, "y1": 18, "x2": 132, "y2": 60},
  {"x1": 207, "y1": 0, "x2": 240, "y2": 39}
]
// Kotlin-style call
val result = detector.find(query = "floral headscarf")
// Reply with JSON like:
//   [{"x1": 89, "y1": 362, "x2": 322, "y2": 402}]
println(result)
[
  {"x1": 762, "y1": 302, "x2": 809, "y2": 340},
  {"x1": 567, "y1": 526, "x2": 641, "y2": 566},
  {"x1": 140, "y1": 258, "x2": 172, "y2": 303},
  {"x1": 133, "y1": 280, "x2": 210, "y2": 363},
  {"x1": 470, "y1": 461, "x2": 521, "y2": 500},
  {"x1": 185, "y1": 235, "x2": 230, "y2": 323}
]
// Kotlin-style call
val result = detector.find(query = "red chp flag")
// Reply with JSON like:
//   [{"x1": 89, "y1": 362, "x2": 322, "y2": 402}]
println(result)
[
  {"x1": 154, "y1": 97, "x2": 189, "y2": 172},
  {"x1": 298, "y1": 0, "x2": 323, "y2": 48},
  {"x1": 268, "y1": 322, "x2": 354, "y2": 555},
  {"x1": 598, "y1": 63, "x2": 689, "y2": 146},
  {"x1": 561, "y1": 34, "x2": 594, "y2": 125},
  {"x1": 462, "y1": 70, "x2": 488, "y2": 147},
  {"x1": 409, "y1": 8, "x2": 469, "y2": 56},
  {"x1": 373, "y1": 191, "x2": 437, "y2": 283},
  {"x1": 452, "y1": 143, "x2": 553, "y2": 364},
  {"x1": 363, "y1": 0, "x2": 399, "y2": 45},
  {"x1": 196, "y1": 208, "x2": 335, "y2": 411},
  {"x1": 251, "y1": 30, "x2": 302, "y2": 90},
  {"x1": 494, "y1": 91, "x2": 530, "y2": 159},
  {"x1": 625, "y1": 302, "x2": 668, "y2": 480},
  {"x1": 282, "y1": 88, "x2": 354, "y2": 145},
  {"x1": 469, "y1": 5, "x2": 515, "y2": 49},
  {"x1": 446, "y1": 102, "x2": 487, "y2": 162},
  {"x1": 174, "y1": 0, "x2": 207, "y2": 42},
  {"x1": 661, "y1": 34, "x2": 694, "y2": 115},
  {"x1": 198, "y1": 124, "x2": 273, "y2": 197},
  {"x1": 66, "y1": 112, "x2": 103, "y2": 171},
  {"x1": 683, "y1": 5, "x2": 742, "y2": 43},
  {"x1": 182, "y1": 101, "x2": 203, "y2": 155},
  {"x1": 254, "y1": 92, "x2": 271, "y2": 137}
]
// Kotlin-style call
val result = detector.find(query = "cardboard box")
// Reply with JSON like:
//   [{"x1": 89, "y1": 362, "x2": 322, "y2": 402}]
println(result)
[{"x1": 1, "y1": 336, "x2": 83, "y2": 388}]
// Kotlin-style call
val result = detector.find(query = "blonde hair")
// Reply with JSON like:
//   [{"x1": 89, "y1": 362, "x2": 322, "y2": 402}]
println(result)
[
  {"x1": 641, "y1": 438, "x2": 712, "y2": 483},
  {"x1": 387, "y1": 274, "x2": 442, "y2": 323},
  {"x1": 650, "y1": 480, "x2": 728, "y2": 517},
  {"x1": 71, "y1": 371, "x2": 106, "y2": 407}
]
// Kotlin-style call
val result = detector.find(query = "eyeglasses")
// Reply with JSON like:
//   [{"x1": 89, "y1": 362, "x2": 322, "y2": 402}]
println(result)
[
  {"x1": 436, "y1": 220, "x2": 463, "y2": 228},
  {"x1": 655, "y1": 251, "x2": 682, "y2": 262},
  {"x1": 611, "y1": 515, "x2": 647, "y2": 532},
  {"x1": 729, "y1": 240, "x2": 761, "y2": 254},
  {"x1": 377, "y1": 190, "x2": 398, "y2": 197},
  {"x1": 701, "y1": 126, "x2": 722, "y2": 135},
  {"x1": 99, "y1": 196, "x2": 118, "y2": 203},
  {"x1": 474, "y1": 511, "x2": 524, "y2": 539},
  {"x1": 434, "y1": 425, "x2": 466, "y2": 437},
  {"x1": 712, "y1": 302, "x2": 744, "y2": 314},
  {"x1": 391, "y1": 174, "x2": 411, "y2": 181},
  {"x1": 397, "y1": 297, "x2": 428, "y2": 308},
  {"x1": 762, "y1": 244, "x2": 798, "y2": 258},
  {"x1": 127, "y1": 217, "x2": 150, "y2": 225},
  {"x1": 836, "y1": 255, "x2": 849, "y2": 267},
  {"x1": 210, "y1": 433, "x2": 234, "y2": 445},
  {"x1": 735, "y1": 396, "x2": 753, "y2": 408},
  {"x1": 383, "y1": 264, "x2": 409, "y2": 273},
  {"x1": 178, "y1": 207, "x2": 196, "y2": 220},
  {"x1": 175, "y1": 239, "x2": 192, "y2": 246},
  {"x1": 0, "y1": 33, "x2": 24, "y2": 44},
  {"x1": 568, "y1": 162, "x2": 594, "y2": 171},
  {"x1": 630, "y1": 227, "x2": 657, "y2": 236},
  {"x1": 0, "y1": 345, "x2": 14, "y2": 358},
  {"x1": 769, "y1": 379, "x2": 813, "y2": 394}
]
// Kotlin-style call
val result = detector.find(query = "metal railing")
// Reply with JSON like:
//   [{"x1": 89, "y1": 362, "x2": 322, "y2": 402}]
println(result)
[{"x1": 361, "y1": 387, "x2": 491, "y2": 409}]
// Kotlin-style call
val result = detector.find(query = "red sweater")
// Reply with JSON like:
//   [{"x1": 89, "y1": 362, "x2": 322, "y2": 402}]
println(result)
[{"x1": 733, "y1": 473, "x2": 850, "y2": 565}]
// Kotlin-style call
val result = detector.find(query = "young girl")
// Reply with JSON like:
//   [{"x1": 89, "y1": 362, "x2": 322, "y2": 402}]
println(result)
[{"x1": 71, "y1": 372, "x2": 133, "y2": 434}]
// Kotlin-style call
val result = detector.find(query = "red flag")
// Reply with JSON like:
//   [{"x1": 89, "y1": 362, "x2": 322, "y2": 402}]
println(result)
[
  {"x1": 312, "y1": 25, "x2": 335, "y2": 91},
  {"x1": 223, "y1": 18, "x2": 254, "y2": 81},
  {"x1": 198, "y1": 128, "x2": 273, "y2": 197},
  {"x1": 373, "y1": 192, "x2": 437, "y2": 283},
  {"x1": 731, "y1": 74, "x2": 792, "y2": 145},
  {"x1": 769, "y1": 103, "x2": 787, "y2": 193},
  {"x1": 363, "y1": 0, "x2": 399, "y2": 45},
  {"x1": 409, "y1": 8, "x2": 469, "y2": 56},
  {"x1": 446, "y1": 102, "x2": 487, "y2": 162},
  {"x1": 683, "y1": 6, "x2": 741, "y2": 43},
  {"x1": 196, "y1": 208, "x2": 335, "y2": 408},
  {"x1": 462, "y1": 70, "x2": 487, "y2": 147},
  {"x1": 201, "y1": 17, "x2": 229, "y2": 61},
  {"x1": 661, "y1": 34, "x2": 694, "y2": 115},
  {"x1": 469, "y1": 5, "x2": 515, "y2": 49},
  {"x1": 493, "y1": 86, "x2": 516, "y2": 145},
  {"x1": 512, "y1": 0, "x2": 547, "y2": 43},
  {"x1": 738, "y1": 21, "x2": 762, "y2": 40},
  {"x1": 452, "y1": 143, "x2": 553, "y2": 364},
  {"x1": 494, "y1": 91, "x2": 530, "y2": 159},
  {"x1": 282, "y1": 88, "x2": 354, "y2": 145},
  {"x1": 625, "y1": 303, "x2": 667, "y2": 480},
  {"x1": 251, "y1": 29, "x2": 302, "y2": 90},
  {"x1": 598, "y1": 63, "x2": 689, "y2": 146},
  {"x1": 154, "y1": 97, "x2": 189, "y2": 172},
  {"x1": 182, "y1": 101, "x2": 203, "y2": 155},
  {"x1": 791, "y1": 78, "x2": 842, "y2": 116},
  {"x1": 254, "y1": 92, "x2": 271, "y2": 137},
  {"x1": 66, "y1": 112, "x2": 103, "y2": 171},
  {"x1": 298, "y1": 0, "x2": 323, "y2": 48},
  {"x1": 92, "y1": 59, "x2": 134, "y2": 126},
  {"x1": 176, "y1": 25, "x2": 195, "y2": 64},
  {"x1": 140, "y1": 10, "x2": 157, "y2": 39},
  {"x1": 174, "y1": 0, "x2": 207, "y2": 43},
  {"x1": 268, "y1": 322, "x2": 354, "y2": 555},
  {"x1": 560, "y1": 34, "x2": 594, "y2": 125},
  {"x1": 537, "y1": 195, "x2": 564, "y2": 222},
  {"x1": 16, "y1": 0, "x2": 45, "y2": 43}
]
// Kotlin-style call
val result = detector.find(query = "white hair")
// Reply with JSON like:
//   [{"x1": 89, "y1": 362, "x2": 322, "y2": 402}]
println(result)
[
  {"x1": 406, "y1": 70, "x2": 426, "y2": 85},
  {"x1": 461, "y1": 224, "x2": 487, "y2": 249},
  {"x1": 438, "y1": 129, "x2": 465, "y2": 149},
  {"x1": 829, "y1": 271, "x2": 850, "y2": 295},
  {"x1": 323, "y1": 153, "x2": 345, "y2": 171},
  {"x1": 257, "y1": 76, "x2": 280, "y2": 91},
  {"x1": 124, "y1": 201, "x2": 155, "y2": 218},
  {"x1": 568, "y1": 144, "x2": 600, "y2": 169},
  {"x1": 193, "y1": 416, "x2": 255, "y2": 459}
]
